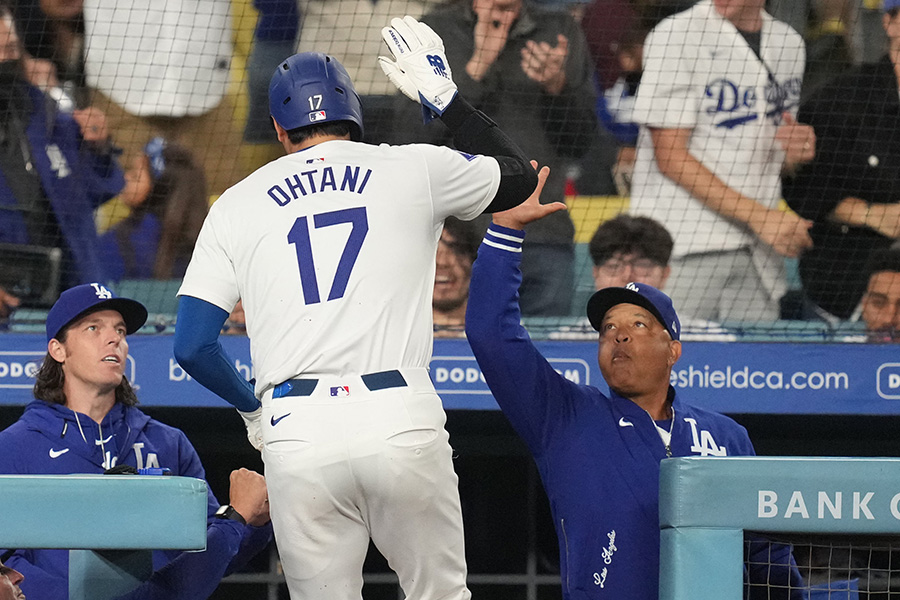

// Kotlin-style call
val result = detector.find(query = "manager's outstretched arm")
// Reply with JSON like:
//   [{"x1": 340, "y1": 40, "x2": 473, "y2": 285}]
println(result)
[{"x1": 379, "y1": 15, "x2": 537, "y2": 212}]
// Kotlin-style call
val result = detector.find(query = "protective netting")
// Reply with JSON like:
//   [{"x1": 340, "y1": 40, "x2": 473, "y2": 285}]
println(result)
[
  {"x1": 748, "y1": 534, "x2": 900, "y2": 600},
  {"x1": 0, "y1": 0, "x2": 896, "y2": 341}
]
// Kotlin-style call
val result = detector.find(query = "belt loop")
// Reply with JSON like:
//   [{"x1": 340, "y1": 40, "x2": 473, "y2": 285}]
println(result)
[
  {"x1": 273, "y1": 379, "x2": 319, "y2": 398},
  {"x1": 361, "y1": 370, "x2": 407, "y2": 392}
]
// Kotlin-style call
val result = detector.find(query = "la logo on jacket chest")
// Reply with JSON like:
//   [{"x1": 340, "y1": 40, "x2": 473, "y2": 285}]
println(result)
[
  {"x1": 684, "y1": 418, "x2": 726, "y2": 456},
  {"x1": 98, "y1": 442, "x2": 160, "y2": 470}
]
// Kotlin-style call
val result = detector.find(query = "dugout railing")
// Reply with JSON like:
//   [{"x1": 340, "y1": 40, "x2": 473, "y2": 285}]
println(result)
[{"x1": 660, "y1": 457, "x2": 900, "y2": 599}]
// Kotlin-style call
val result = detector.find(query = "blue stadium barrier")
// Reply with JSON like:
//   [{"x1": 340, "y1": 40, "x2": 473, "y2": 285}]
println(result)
[
  {"x1": 0, "y1": 474, "x2": 208, "y2": 600},
  {"x1": 659, "y1": 457, "x2": 900, "y2": 600}
]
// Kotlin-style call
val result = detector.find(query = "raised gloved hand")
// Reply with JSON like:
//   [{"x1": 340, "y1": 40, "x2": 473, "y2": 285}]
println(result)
[
  {"x1": 379, "y1": 15, "x2": 458, "y2": 122},
  {"x1": 238, "y1": 405, "x2": 264, "y2": 452}
]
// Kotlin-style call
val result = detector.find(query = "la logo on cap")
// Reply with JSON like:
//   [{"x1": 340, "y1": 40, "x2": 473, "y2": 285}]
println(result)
[
  {"x1": 91, "y1": 283, "x2": 112, "y2": 299},
  {"x1": 626, "y1": 282, "x2": 639, "y2": 292}
]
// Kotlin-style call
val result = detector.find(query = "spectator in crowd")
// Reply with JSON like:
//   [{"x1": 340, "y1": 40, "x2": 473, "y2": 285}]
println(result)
[
  {"x1": 82, "y1": 0, "x2": 243, "y2": 195},
  {"x1": 10, "y1": 0, "x2": 85, "y2": 101},
  {"x1": 592, "y1": 24, "x2": 648, "y2": 195},
  {"x1": 0, "y1": 289, "x2": 18, "y2": 321},
  {"x1": 0, "y1": 4, "x2": 123, "y2": 314},
  {"x1": 0, "y1": 283, "x2": 273, "y2": 600},
  {"x1": 245, "y1": 0, "x2": 465, "y2": 147},
  {"x1": 783, "y1": 0, "x2": 900, "y2": 323},
  {"x1": 434, "y1": 217, "x2": 481, "y2": 337},
  {"x1": 767, "y1": 0, "x2": 860, "y2": 97},
  {"x1": 97, "y1": 137, "x2": 208, "y2": 281},
  {"x1": 0, "y1": 560, "x2": 24, "y2": 600},
  {"x1": 860, "y1": 248, "x2": 900, "y2": 343},
  {"x1": 404, "y1": 0, "x2": 598, "y2": 316},
  {"x1": 244, "y1": 0, "x2": 300, "y2": 144},
  {"x1": 631, "y1": 0, "x2": 816, "y2": 323},
  {"x1": 590, "y1": 214, "x2": 672, "y2": 290},
  {"x1": 465, "y1": 170, "x2": 803, "y2": 600},
  {"x1": 581, "y1": 0, "x2": 639, "y2": 93},
  {"x1": 296, "y1": 0, "x2": 445, "y2": 145},
  {"x1": 580, "y1": 213, "x2": 734, "y2": 340}
]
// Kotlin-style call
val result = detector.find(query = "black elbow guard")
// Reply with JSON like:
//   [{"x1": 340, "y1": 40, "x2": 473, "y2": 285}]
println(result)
[
  {"x1": 440, "y1": 96, "x2": 537, "y2": 213},
  {"x1": 484, "y1": 157, "x2": 539, "y2": 213}
]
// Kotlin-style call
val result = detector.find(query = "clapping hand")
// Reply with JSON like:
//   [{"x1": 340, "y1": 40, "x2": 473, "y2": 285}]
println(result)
[{"x1": 521, "y1": 34, "x2": 568, "y2": 95}]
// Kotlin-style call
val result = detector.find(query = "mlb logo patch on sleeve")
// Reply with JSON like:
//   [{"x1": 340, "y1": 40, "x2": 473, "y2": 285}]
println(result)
[{"x1": 331, "y1": 386, "x2": 350, "y2": 397}]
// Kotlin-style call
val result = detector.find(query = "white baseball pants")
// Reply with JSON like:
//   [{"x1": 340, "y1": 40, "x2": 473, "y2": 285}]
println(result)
[{"x1": 260, "y1": 368, "x2": 471, "y2": 600}]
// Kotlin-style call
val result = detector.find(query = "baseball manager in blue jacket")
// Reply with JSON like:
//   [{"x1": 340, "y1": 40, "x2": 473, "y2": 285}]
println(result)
[
  {"x1": 0, "y1": 283, "x2": 273, "y2": 600},
  {"x1": 465, "y1": 166, "x2": 804, "y2": 600}
]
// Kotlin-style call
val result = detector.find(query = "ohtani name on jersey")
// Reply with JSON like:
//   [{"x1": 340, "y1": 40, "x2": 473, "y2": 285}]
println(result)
[{"x1": 267, "y1": 165, "x2": 373, "y2": 206}]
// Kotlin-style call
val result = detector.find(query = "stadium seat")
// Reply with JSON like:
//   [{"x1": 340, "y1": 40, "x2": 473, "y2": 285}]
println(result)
[{"x1": 114, "y1": 279, "x2": 182, "y2": 316}]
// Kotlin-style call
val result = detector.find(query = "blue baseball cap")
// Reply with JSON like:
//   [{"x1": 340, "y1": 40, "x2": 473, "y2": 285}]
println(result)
[
  {"x1": 886, "y1": 0, "x2": 900, "y2": 11},
  {"x1": 587, "y1": 282, "x2": 681, "y2": 341},
  {"x1": 46, "y1": 283, "x2": 148, "y2": 341}
]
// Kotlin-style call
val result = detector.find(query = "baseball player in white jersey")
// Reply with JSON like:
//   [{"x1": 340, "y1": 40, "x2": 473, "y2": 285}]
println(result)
[
  {"x1": 630, "y1": 0, "x2": 816, "y2": 322},
  {"x1": 173, "y1": 16, "x2": 538, "y2": 600}
]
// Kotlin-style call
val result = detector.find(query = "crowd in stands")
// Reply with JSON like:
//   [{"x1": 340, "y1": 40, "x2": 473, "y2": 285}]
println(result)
[{"x1": 0, "y1": 0, "x2": 897, "y2": 344}]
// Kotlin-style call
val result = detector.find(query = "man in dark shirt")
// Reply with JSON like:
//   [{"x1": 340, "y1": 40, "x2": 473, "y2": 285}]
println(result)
[{"x1": 784, "y1": 0, "x2": 900, "y2": 321}]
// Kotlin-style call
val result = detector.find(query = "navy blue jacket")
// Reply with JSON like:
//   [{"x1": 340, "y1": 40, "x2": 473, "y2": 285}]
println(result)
[
  {"x1": 465, "y1": 224, "x2": 802, "y2": 600},
  {"x1": 0, "y1": 86, "x2": 124, "y2": 285},
  {"x1": 0, "y1": 400, "x2": 272, "y2": 600}
]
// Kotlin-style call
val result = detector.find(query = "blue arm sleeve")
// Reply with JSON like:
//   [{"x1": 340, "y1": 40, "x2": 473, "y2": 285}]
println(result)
[
  {"x1": 173, "y1": 296, "x2": 260, "y2": 412},
  {"x1": 464, "y1": 225, "x2": 579, "y2": 456}
]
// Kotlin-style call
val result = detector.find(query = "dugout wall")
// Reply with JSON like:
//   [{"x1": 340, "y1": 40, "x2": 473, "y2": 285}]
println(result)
[{"x1": 660, "y1": 457, "x2": 900, "y2": 599}]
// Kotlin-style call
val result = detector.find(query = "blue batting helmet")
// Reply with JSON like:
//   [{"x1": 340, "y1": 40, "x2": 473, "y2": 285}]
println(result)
[{"x1": 268, "y1": 52, "x2": 364, "y2": 141}]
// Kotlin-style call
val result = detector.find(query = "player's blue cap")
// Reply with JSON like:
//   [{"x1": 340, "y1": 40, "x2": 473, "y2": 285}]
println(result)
[
  {"x1": 46, "y1": 283, "x2": 148, "y2": 341},
  {"x1": 886, "y1": 0, "x2": 900, "y2": 11},
  {"x1": 587, "y1": 282, "x2": 681, "y2": 341}
]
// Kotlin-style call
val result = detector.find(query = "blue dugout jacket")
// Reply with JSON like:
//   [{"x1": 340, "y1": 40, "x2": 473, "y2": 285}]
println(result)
[{"x1": 0, "y1": 400, "x2": 272, "y2": 600}]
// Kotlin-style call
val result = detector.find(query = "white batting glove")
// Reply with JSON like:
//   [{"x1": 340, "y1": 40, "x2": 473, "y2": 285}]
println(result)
[
  {"x1": 379, "y1": 15, "x2": 458, "y2": 121},
  {"x1": 238, "y1": 406, "x2": 264, "y2": 452}
]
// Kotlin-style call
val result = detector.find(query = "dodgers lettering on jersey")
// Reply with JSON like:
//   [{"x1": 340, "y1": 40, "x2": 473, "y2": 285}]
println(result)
[
  {"x1": 630, "y1": 0, "x2": 807, "y2": 258},
  {"x1": 267, "y1": 165, "x2": 374, "y2": 206},
  {"x1": 704, "y1": 76, "x2": 802, "y2": 129}
]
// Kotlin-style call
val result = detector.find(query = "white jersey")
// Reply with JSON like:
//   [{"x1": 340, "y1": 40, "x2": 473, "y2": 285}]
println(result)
[
  {"x1": 178, "y1": 140, "x2": 499, "y2": 395},
  {"x1": 83, "y1": 0, "x2": 232, "y2": 117},
  {"x1": 631, "y1": 0, "x2": 805, "y2": 258}
]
